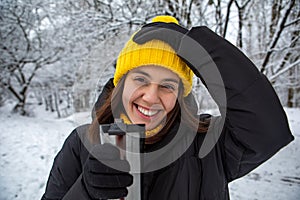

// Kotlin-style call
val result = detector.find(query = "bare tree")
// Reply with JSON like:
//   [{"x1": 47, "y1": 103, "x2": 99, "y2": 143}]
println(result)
[
  {"x1": 1, "y1": 0, "x2": 299, "y2": 116},
  {"x1": 0, "y1": 1, "x2": 63, "y2": 115},
  {"x1": 260, "y1": 0, "x2": 296, "y2": 73},
  {"x1": 234, "y1": 0, "x2": 252, "y2": 48},
  {"x1": 223, "y1": 0, "x2": 235, "y2": 37}
]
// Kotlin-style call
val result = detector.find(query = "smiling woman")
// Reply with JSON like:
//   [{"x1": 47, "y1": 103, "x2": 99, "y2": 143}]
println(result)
[
  {"x1": 41, "y1": 15, "x2": 294, "y2": 200},
  {"x1": 90, "y1": 62, "x2": 206, "y2": 144},
  {"x1": 122, "y1": 66, "x2": 180, "y2": 132}
]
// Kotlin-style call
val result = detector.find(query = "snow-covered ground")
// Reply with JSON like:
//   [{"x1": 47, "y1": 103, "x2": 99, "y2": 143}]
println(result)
[
  {"x1": 0, "y1": 104, "x2": 299, "y2": 200},
  {"x1": 229, "y1": 107, "x2": 300, "y2": 200}
]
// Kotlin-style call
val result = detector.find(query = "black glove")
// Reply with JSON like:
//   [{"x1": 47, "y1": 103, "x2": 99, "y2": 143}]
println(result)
[
  {"x1": 82, "y1": 143, "x2": 133, "y2": 199},
  {"x1": 133, "y1": 22, "x2": 203, "y2": 78},
  {"x1": 133, "y1": 22, "x2": 188, "y2": 52}
]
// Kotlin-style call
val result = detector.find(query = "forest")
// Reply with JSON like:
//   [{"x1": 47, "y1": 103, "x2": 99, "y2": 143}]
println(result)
[{"x1": 1, "y1": 0, "x2": 299, "y2": 117}]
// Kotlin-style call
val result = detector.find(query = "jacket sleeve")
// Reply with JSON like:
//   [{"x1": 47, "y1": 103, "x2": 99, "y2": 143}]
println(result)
[
  {"x1": 41, "y1": 126, "x2": 91, "y2": 200},
  {"x1": 180, "y1": 26, "x2": 294, "y2": 181}
]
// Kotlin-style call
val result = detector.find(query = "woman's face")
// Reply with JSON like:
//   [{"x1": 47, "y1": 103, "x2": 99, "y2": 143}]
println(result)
[{"x1": 122, "y1": 65, "x2": 180, "y2": 131}]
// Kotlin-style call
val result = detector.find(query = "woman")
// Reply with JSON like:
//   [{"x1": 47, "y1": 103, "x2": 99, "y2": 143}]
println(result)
[{"x1": 41, "y1": 16, "x2": 294, "y2": 200}]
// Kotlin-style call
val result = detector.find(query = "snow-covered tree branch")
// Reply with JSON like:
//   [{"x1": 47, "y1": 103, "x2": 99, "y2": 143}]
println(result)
[{"x1": 1, "y1": 0, "x2": 299, "y2": 116}]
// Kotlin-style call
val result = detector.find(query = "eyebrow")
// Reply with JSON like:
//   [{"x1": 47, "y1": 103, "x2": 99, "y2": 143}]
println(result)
[{"x1": 132, "y1": 70, "x2": 180, "y2": 84}]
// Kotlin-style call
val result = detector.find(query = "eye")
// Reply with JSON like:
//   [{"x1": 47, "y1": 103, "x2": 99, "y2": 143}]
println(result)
[
  {"x1": 160, "y1": 83, "x2": 176, "y2": 92},
  {"x1": 133, "y1": 76, "x2": 148, "y2": 85}
]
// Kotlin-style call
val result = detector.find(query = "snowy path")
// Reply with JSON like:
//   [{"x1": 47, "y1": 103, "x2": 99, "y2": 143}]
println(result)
[{"x1": 0, "y1": 105, "x2": 299, "y2": 200}]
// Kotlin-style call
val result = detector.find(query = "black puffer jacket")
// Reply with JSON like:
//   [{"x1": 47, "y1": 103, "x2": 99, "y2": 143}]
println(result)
[{"x1": 41, "y1": 27, "x2": 294, "y2": 200}]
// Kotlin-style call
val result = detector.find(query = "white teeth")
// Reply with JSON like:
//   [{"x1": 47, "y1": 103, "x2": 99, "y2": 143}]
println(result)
[{"x1": 137, "y1": 106, "x2": 159, "y2": 117}]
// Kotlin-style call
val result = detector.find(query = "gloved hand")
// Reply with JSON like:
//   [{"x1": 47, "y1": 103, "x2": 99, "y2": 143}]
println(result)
[
  {"x1": 133, "y1": 22, "x2": 202, "y2": 78},
  {"x1": 82, "y1": 143, "x2": 133, "y2": 199},
  {"x1": 133, "y1": 22, "x2": 188, "y2": 53}
]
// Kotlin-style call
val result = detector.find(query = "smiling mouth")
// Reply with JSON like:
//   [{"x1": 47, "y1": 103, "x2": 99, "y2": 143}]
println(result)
[{"x1": 135, "y1": 104, "x2": 160, "y2": 117}]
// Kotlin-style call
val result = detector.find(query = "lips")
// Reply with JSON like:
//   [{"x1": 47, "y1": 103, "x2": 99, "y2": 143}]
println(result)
[
  {"x1": 134, "y1": 104, "x2": 161, "y2": 118},
  {"x1": 137, "y1": 106, "x2": 159, "y2": 117}
]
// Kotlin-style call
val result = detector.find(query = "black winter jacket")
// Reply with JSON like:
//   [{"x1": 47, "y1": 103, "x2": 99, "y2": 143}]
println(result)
[{"x1": 41, "y1": 27, "x2": 294, "y2": 200}]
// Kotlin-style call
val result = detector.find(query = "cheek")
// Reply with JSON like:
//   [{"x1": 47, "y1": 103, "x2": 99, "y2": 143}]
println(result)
[
  {"x1": 122, "y1": 84, "x2": 131, "y2": 107},
  {"x1": 122, "y1": 80, "x2": 139, "y2": 106},
  {"x1": 163, "y1": 93, "x2": 178, "y2": 113}
]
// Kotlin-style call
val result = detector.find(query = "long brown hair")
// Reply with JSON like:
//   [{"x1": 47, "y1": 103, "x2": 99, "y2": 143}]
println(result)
[{"x1": 88, "y1": 75, "x2": 209, "y2": 144}]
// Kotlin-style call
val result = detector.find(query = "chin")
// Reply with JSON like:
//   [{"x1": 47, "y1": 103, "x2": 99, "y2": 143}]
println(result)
[{"x1": 146, "y1": 119, "x2": 166, "y2": 131}]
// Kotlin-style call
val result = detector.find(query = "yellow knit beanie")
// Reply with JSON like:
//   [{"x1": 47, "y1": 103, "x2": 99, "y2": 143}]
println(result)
[{"x1": 114, "y1": 15, "x2": 194, "y2": 97}]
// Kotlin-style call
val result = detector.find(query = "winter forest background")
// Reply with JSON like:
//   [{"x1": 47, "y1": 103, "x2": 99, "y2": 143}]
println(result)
[
  {"x1": 0, "y1": 0, "x2": 299, "y2": 199},
  {"x1": 1, "y1": 0, "x2": 299, "y2": 116}
]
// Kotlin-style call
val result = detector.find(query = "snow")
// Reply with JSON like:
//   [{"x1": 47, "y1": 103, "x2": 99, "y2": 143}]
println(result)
[
  {"x1": 229, "y1": 107, "x2": 300, "y2": 200},
  {"x1": 0, "y1": 104, "x2": 299, "y2": 200}
]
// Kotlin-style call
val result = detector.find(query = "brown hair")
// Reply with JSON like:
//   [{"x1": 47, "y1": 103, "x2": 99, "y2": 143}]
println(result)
[{"x1": 88, "y1": 75, "x2": 209, "y2": 144}]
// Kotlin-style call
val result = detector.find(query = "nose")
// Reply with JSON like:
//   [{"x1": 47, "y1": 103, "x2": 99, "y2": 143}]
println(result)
[{"x1": 142, "y1": 83, "x2": 160, "y2": 104}]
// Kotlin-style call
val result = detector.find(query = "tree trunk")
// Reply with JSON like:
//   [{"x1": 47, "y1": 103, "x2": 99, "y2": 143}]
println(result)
[
  {"x1": 287, "y1": 88, "x2": 294, "y2": 108},
  {"x1": 223, "y1": 0, "x2": 234, "y2": 38},
  {"x1": 269, "y1": 0, "x2": 281, "y2": 43},
  {"x1": 13, "y1": 100, "x2": 26, "y2": 115},
  {"x1": 260, "y1": 0, "x2": 296, "y2": 73},
  {"x1": 54, "y1": 90, "x2": 61, "y2": 118},
  {"x1": 236, "y1": 8, "x2": 244, "y2": 48}
]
